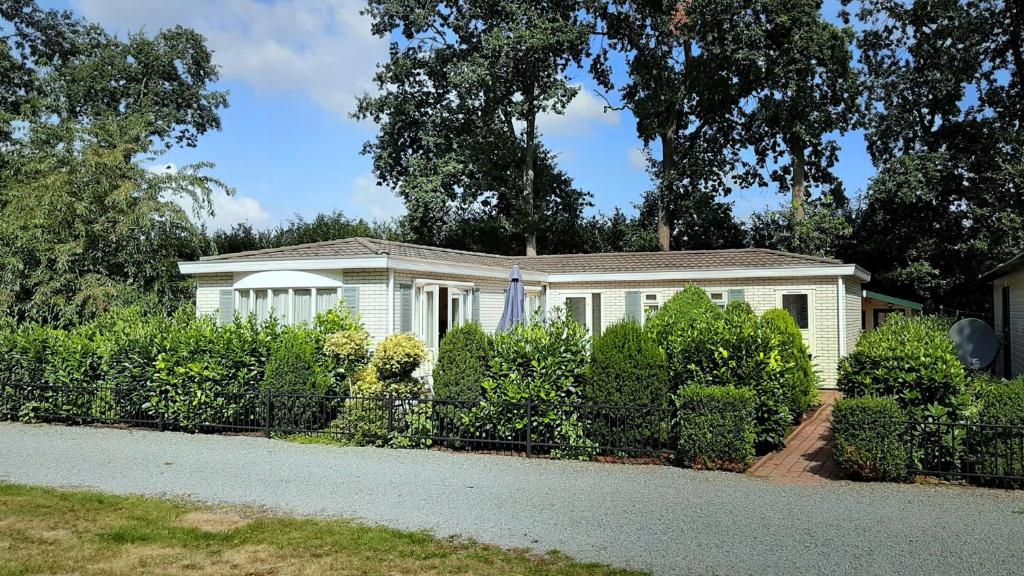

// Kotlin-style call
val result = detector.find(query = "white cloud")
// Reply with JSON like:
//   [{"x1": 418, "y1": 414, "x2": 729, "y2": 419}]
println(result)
[
  {"x1": 349, "y1": 174, "x2": 406, "y2": 220},
  {"x1": 74, "y1": 0, "x2": 388, "y2": 118},
  {"x1": 538, "y1": 87, "x2": 620, "y2": 136},
  {"x1": 628, "y1": 147, "x2": 649, "y2": 170},
  {"x1": 151, "y1": 163, "x2": 271, "y2": 230}
]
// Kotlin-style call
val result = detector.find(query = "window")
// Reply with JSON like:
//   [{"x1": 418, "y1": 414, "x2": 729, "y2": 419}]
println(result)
[
  {"x1": 642, "y1": 293, "x2": 660, "y2": 320},
  {"x1": 707, "y1": 291, "x2": 727, "y2": 310},
  {"x1": 565, "y1": 296, "x2": 587, "y2": 327},
  {"x1": 233, "y1": 287, "x2": 345, "y2": 326},
  {"x1": 782, "y1": 293, "x2": 810, "y2": 329},
  {"x1": 562, "y1": 293, "x2": 601, "y2": 336}
]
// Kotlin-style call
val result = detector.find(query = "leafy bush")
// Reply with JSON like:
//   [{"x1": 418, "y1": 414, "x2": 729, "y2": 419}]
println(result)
[
  {"x1": 331, "y1": 366, "x2": 428, "y2": 446},
  {"x1": 323, "y1": 328, "x2": 372, "y2": 382},
  {"x1": 971, "y1": 378, "x2": 1024, "y2": 487},
  {"x1": 762, "y1": 309, "x2": 820, "y2": 420},
  {"x1": 0, "y1": 324, "x2": 54, "y2": 420},
  {"x1": 433, "y1": 323, "x2": 490, "y2": 401},
  {"x1": 371, "y1": 333, "x2": 427, "y2": 382},
  {"x1": 92, "y1": 307, "x2": 170, "y2": 420},
  {"x1": 831, "y1": 397, "x2": 908, "y2": 482},
  {"x1": 837, "y1": 315, "x2": 966, "y2": 418},
  {"x1": 584, "y1": 321, "x2": 670, "y2": 449},
  {"x1": 675, "y1": 385, "x2": 756, "y2": 471},
  {"x1": 262, "y1": 326, "x2": 337, "y2": 431},
  {"x1": 470, "y1": 312, "x2": 595, "y2": 458},
  {"x1": 644, "y1": 285, "x2": 724, "y2": 386}
]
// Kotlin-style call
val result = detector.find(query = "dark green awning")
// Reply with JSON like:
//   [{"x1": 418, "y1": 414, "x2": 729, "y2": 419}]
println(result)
[{"x1": 862, "y1": 290, "x2": 923, "y2": 311}]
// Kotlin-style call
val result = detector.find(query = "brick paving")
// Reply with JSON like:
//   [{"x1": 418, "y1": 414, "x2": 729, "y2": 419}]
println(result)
[{"x1": 748, "y1": 390, "x2": 842, "y2": 485}]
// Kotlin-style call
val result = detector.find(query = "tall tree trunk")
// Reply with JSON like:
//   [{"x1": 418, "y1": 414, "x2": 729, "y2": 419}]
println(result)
[
  {"x1": 658, "y1": 125, "x2": 676, "y2": 251},
  {"x1": 523, "y1": 102, "x2": 537, "y2": 257},
  {"x1": 791, "y1": 144, "x2": 807, "y2": 221}
]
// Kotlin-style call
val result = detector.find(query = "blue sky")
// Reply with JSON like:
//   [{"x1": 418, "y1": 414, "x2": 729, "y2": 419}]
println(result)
[{"x1": 52, "y1": 0, "x2": 875, "y2": 230}]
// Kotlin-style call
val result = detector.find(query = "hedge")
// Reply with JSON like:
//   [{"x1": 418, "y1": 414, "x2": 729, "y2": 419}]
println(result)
[
  {"x1": 433, "y1": 323, "x2": 490, "y2": 401},
  {"x1": 761, "y1": 309, "x2": 820, "y2": 420},
  {"x1": 972, "y1": 378, "x2": 1024, "y2": 488},
  {"x1": 675, "y1": 385, "x2": 756, "y2": 471},
  {"x1": 831, "y1": 397, "x2": 908, "y2": 482},
  {"x1": 585, "y1": 321, "x2": 670, "y2": 449},
  {"x1": 837, "y1": 315, "x2": 966, "y2": 418}
]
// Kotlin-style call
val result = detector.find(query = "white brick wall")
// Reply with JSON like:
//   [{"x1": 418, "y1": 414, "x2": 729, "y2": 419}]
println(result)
[
  {"x1": 547, "y1": 277, "x2": 851, "y2": 386},
  {"x1": 195, "y1": 273, "x2": 232, "y2": 317},
  {"x1": 993, "y1": 268, "x2": 1024, "y2": 378},
  {"x1": 193, "y1": 269, "x2": 860, "y2": 385}
]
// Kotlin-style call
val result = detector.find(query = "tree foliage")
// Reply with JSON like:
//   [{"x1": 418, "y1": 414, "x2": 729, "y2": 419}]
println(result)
[{"x1": 0, "y1": 1, "x2": 229, "y2": 326}]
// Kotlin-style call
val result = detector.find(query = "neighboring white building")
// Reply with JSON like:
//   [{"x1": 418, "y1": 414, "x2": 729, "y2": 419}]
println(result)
[
  {"x1": 179, "y1": 238, "x2": 870, "y2": 386},
  {"x1": 985, "y1": 253, "x2": 1024, "y2": 379}
]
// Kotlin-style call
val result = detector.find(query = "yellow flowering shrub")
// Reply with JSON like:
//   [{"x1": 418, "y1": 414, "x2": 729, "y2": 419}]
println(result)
[{"x1": 370, "y1": 333, "x2": 427, "y2": 381}]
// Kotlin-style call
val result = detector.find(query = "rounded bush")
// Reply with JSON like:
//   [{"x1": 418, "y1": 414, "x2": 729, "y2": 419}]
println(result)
[
  {"x1": 644, "y1": 285, "x2": 726, "y2": 387},
  {"x1": 323, "y1": 328, "x2": 372, "y2": 380},
  {"x1": 433, "y1": 323, "x2": 490, "y2": 401},
  {"x1": 837, "y1": 315, "x2": 965, "y2": 417},
  {"x1": 761, "y1": 309, "x2": 820, "y2": 420},
  {"x1": 371, "y1": 333, "x2": 428, "y2": 381},
  {"x1": 831, "y1": 396, "x2": 908, "y2": 482}
]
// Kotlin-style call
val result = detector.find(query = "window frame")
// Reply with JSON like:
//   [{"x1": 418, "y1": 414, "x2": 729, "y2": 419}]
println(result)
[
  {"x1": 777, "y1": 289, "x2": 814, "y2": 335},
  {"x1": 641, "y1": 292, "x2": 661, "y2": 324},
  {"x1": 235, "y1": 286, "x2": 343, "y2": 326}
]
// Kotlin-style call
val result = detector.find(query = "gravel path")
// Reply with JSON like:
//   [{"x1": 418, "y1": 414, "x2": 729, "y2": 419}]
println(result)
[{"x1": 2, "y1": 423, "x2": 1023, "y2": 576}]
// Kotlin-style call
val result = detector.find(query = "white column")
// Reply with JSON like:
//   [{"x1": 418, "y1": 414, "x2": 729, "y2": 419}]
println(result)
[{"x1": 837, "y1": 277, "x2": 847, "y2": 357}]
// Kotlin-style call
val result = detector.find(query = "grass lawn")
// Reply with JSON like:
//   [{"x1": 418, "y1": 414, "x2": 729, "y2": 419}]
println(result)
[{"x1": 0, "y1": 483, "x2": 644, "y2": 576}]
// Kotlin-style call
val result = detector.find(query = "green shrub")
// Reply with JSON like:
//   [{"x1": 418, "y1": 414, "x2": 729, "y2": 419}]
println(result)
[
  {"x1": 837, "y1": 315, "x2": 966, "y2": 418},
  {"x1": 331, "y1": 366, "x2": 428, "y2": 446},
  {"x1": 92, "y1": 307, "x2": 171, "y2": 420},
  {"x1": 262, "y1": 326, "x2": 337, "y2": 431},
  {"x1": 675, "y1": 385, "x2": 756, "y2": 471},
  {"x1": 645, "y1": 286, "x2": 725, "y2": 386},
  {"x1": 971, "y1": 378, "x2": 1024, "y2": 488},
  {"x1": 585, "y1": 321, "x2": 670, "y2": 449},
  {"x1": 433, "y1": 323, "x2": 490, "y2": 401},
  {"x1": 470, "y1": 311, "x2": 595, "y2": 459},
  {"x1": 762, "y1": 309, "x2": 820, "y2": 420},
  {"x1": 831, "y1": 397, "x2": 908, "y2": 482},
  {"x1": 0, "y1": 324, "x2": 54, "y2": 420},
  {"x1": 371, "y1": 333, "x2": 427, "y2": 382},
  {"x1": 323, "y1": 328, "x2": 372, "y2": 382}
]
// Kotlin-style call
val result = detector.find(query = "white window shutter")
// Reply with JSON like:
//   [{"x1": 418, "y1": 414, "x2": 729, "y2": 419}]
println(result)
[
  {"x1": 625, "y1": 291, "x2": 642, "y2": 323},
  {"x1": 218, "y1": 290, "x2": 234, "y2": 325},
  {"x1": 399, "y1": 284, "x2": 413, "y2": 332},
  {"x1": 472, "y1": 288, "x2": 481, "y2": 323},
  {"x1": 342, "y1": 286, "x2": 360, "y2": 317}
]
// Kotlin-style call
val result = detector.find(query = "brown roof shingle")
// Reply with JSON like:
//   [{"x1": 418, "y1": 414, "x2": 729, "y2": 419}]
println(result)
[{"x1": 197, "y1": 237, "x2": 844, "y2": 274}]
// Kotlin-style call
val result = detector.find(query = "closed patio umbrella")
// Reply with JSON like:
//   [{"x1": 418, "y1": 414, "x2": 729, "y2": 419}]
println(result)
[{"x1": 496, "y1": 265, "x2": 525, "y2": 332}]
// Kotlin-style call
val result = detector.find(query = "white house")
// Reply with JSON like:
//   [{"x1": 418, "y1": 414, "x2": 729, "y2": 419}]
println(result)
[
  {"x1": 985, "y1": 252, "x2": 1024, "y2": 379},
  {"x1": 178, "y1": 238, "x2": 870, "y2": 386}
]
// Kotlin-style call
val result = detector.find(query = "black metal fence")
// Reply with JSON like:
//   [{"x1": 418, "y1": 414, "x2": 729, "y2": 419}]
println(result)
[
  {"x1": 906, "y1": 420, "x2": 1024, "y2": 487},
  {"x1": 0, "y1": 383, "x2": 678, "y2": 460}
]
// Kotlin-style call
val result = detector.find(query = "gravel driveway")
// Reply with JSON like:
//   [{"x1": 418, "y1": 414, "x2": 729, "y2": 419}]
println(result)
[{"x1": 2, "y1": 422, "x2": 1023, "y2": 576}]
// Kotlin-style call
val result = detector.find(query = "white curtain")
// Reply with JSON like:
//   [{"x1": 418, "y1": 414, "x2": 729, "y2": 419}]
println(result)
[
  {"x1": 316, "y1": 289, "x2": 338, "y2": 314},
  {"x1": 237, "y1": 290, "x2": 251, "y2": 319},
  {"x1": 292, "y1": 289, "x2": 311, "y2": 325},
  {"x1": 254, "y1": 290, "x2": 270, "y2": 322},
  {"x1": 272, "y1": 290, "x2": 289, "y2": 322}
]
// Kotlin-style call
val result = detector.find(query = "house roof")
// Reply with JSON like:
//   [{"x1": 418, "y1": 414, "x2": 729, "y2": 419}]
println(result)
[
  {"x1": 981, "y1": 251, "x2": 1024, "y2": 281},
  {"x1": 863, "y1": 290, "x2": 923, "y2": 311},
  {"x1": 195, "y1": 237, "x2": 849, "y2": 275}
]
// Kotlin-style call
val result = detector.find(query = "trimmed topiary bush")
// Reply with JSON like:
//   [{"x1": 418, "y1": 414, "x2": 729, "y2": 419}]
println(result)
[
  {"x1": 645, "y1": 286, "x2": 725, "y2": 387},
  {"x1": 971, "y1": 378, "x2": 1024, "y2": 488},
  {"x1": 433, "y1": 323, "x2": 490, "y2": 401},
  {"x1": 371, "y1": 333, "x2": 427, "y2": 382},
  {"x1": 831, "y1": 396, "x2": 908, "y2": 482},
  {"x1": 675, "y1": 385, "x2": 756, "y2": 471},
  {"x1": 837, "y1": 315, "x2": 966, "y2": 418},
  {"x1": 585, "y1": 321, "x2": 670, "y2": 449},
  {"x1": 761, "y1": 309, "x2": 820, "y2": 421}
]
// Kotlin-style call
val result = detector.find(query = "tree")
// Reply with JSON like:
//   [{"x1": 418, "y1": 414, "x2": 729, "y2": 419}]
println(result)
[
  {"x1": 749, "y1": 192, "x2": 853, "y2": 257},
  {"x1": 844, "y1": 0, "x2": 1024, "y2": 311},
  {"x1": 209, "y1": 211, "x2": 405, "y2": 255},
  {"x1": 355, "y1": 0, "x2": 591, "y2": 256},
  {"x1": 591, "y1": 0, "x2": 757, "y2": 250},
  {"x1": 1, "y1": 1, "x2": 229, "y2": 325},
  {"x1": 740, "y1": 0, "x2": 859, "y2": 222}
]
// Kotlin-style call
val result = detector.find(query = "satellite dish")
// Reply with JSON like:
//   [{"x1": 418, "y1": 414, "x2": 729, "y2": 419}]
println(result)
[{"x1": 949, "y1": 318, "x2": 998, "y2": 371}]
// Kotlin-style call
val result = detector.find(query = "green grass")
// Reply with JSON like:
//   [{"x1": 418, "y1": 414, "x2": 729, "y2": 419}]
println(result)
[{"x1": 0, "y1": 483, "x2": 644, "y2": 576}]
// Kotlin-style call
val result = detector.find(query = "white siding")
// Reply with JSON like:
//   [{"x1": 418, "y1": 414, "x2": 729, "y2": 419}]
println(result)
[{"x1": 993, "y1": 268, "x2": 1024, "y2": 378}]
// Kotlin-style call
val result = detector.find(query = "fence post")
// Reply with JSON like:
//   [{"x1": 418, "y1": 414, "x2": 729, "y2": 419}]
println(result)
[
  {"x1": 387, "y1": 396, "x2": 395, "y2": 438},
  {"x1": 264, "y1": 389, "x2": 272, "y2": 439},
  {"x1": 526, "y1": 399, "x2": 533, "y2": 458}
]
